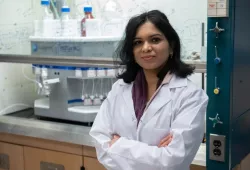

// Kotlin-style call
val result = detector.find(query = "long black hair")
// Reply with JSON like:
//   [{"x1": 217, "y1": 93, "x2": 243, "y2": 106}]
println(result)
[{"x1": 115, "y1": 10, "x2": 195, "y2": 83}]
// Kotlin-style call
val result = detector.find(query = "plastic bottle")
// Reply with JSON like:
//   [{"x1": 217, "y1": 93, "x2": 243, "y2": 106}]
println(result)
[
  {"x1": 81, "y1": 6, "x2": 94, "y2": 37},
  {"x1": 61, "y1": 6, "x2": 71, "y2": 36},
  {"x1": 41, "y1": 0, "x2": 54, "y2": 20},
  {"x1": 41, "y1": 0, "x2": 55, "y2": 37},
  {"x1": 61, "y1": 6, "x2": 71, "y2": 20}
]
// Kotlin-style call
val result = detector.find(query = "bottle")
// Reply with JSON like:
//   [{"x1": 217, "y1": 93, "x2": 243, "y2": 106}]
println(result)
[
  {"x1": 81, "y1": 6, "x2": 94, "y2": 37},
  {"x1": 61, "y1": 6, "x2": 71, "y2": 20},
  {"x1": 41, "y1": 0, "x2": 54, "y2": 37},
  {"x1": 61, "y1": 6, "x2": 71, "y2": 36},
  {"x1": 41, "y1": 0, "x2": 54, "y2": 20}
]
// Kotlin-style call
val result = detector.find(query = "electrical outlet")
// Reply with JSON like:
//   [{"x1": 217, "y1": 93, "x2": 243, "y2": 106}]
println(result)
[{"x1": 209, "y1": 134, "x2": 226, "y2": 162}]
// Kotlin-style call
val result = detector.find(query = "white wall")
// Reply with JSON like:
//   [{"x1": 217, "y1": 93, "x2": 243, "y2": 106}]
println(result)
[{"x1": 0, "y1": 0, "x2": 43, "y2": 115}]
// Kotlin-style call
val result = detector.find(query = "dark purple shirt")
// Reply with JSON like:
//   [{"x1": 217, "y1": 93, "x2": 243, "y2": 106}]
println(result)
[{"x1": 132, "y1": 69, "x2": 148, "y2": 123}]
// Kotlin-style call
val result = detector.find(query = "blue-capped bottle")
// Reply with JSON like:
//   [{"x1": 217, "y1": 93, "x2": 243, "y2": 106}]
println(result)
[
  {"x1": 41, "y1": 0, "x2": 53, "y2": 20},
  {"x1": 81, "y1": 5, "x2": 94, "y2": 37},
  {"x1": 61, "y1": 6, "x2": 71, "y2": 20}
]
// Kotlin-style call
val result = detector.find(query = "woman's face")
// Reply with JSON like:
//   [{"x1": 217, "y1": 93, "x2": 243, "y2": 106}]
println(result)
[{"x1": 133, "y1": 21, "x2": 172, "y2": 72}]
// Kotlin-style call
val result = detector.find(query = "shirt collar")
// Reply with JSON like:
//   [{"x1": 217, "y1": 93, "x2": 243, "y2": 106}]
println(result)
[{"x1": 161, "y1": 73, "x2": 188, "y2": 88}]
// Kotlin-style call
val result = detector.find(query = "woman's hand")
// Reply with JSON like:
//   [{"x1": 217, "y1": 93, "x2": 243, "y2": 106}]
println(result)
[
  {"x1": 158, "y1": 134, "x2": 173, "y2": 148},
  {"x1": 109, "y1": 135, "x2": 120, "y2": 147}
]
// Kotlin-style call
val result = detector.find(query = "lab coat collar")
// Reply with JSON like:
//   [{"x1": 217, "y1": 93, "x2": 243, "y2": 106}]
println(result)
[
  {"x1": 167, "y1": 74, "x2": 188, "y2": 89},
  {"x1": 120, "y1": 73, "x2": 188, "y2": 125},
  {"x1": 161, "y1": 71, "x2": 173, "y2": 85},
  {"x1": 121, "y1": 84, "x2": 136, "y2": 120},
  {"x1": 140, "y1": 74, "x2": 188, "y2": 127},
  {"x1": 118, "y1": 72, "x2": 188, "y2": 88}
]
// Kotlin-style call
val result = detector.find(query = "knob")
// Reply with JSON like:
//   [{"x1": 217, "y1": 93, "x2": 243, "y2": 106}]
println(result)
[
  {"x1": 209, "y1": 113, "x2": 223, "y2": 128},
  {"x1": 214, "y1": 77, "x2": 220, "y2": 95},
  {"x1": 214, "y1": 57, "x2": 221, "y2": 64},
  {"x1": 209, "y1": 22, "x2": 225, "y2": 38},
  {"x1": 214, "y1": 88, "x2": 220, "y2": 95},
  {"x1": 214, "y1": 46, "x2": 221, "y2": 64}
]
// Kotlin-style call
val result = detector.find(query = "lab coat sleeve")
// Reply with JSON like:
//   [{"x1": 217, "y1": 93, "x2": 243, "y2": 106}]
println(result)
[
  {"x1": 107, "y1": 88, "x2": 208, "y2": 170},
  {"x1": 89, "y1": 80, "x2": 123, "y2": 170}
]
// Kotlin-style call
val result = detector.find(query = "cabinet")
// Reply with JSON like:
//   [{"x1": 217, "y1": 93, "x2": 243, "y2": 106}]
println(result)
[
  {"x1": 84, "y1": 157, "x2": 106, "y2": 170},
  {"x1": 83, "y1": 156, "x2": 206, "y2": 170},
  {"x1": 0, "y1": 142, "x2": 24, "y2": 170},
  {"x1": 0, "y1": 133, "x2": 210, "y2": 170},
  {"x1": 83, "y1": 146, "x2": 206, "y2": 170},
  {"x1": 24, "y1": 146, "x2": 82, "y2": 170}
]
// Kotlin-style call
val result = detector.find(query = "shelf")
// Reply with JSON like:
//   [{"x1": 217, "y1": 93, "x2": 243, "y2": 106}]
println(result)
[
  {"x1": 29, "y1": 36, "x2": 122, "y2": 42},
  {"x1": 183, "y1": 60, "x2": 206, "y2": 73},
  {"x1": 183, "y1": 60, "x2": 206, "y2": 64}
]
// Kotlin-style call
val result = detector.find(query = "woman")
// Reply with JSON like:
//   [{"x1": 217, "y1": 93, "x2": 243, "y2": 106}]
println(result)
[{"x1": 89, "y1": 10, "x2": 208, "y2": 170}]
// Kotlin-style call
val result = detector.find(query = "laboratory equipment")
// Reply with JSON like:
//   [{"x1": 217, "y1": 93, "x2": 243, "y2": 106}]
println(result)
[
  {"x1": 50, "y1": 0, "x2": 60, "y2": 19},
  {"x1": 61, "y1": 6, "x2": 79, "y2": 37},
  {"x1": 35, "y1": 0, "x2": 61, "y2": 37},
  {"x1": 30, "y1": 37, "x2": 120, "y2": 124},
  {"x1": 33, "y1": 65, "x2": 116, "y2": 124},
  {"x1": 85, "y1": 19, "x2": 102, "y2": 37},
  {"x1": 61, "y1": 5, "x2": 71, "y2": 20},
  {"x1": 41, "y1": 0, "x2": 60, "y2": 37},
  {"x1": 81, "y1": 6, "x2": 94, "y2": 37},
  {"x1": 206, "y1": 0, "x2": 250, "y2": 169},
  {"x1": 41, "y1": 0, "x2": 54, "y2": 20}
]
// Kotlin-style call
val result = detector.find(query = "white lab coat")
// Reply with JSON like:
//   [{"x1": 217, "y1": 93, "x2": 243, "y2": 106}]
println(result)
[{"x1": 89, "y1": 74, "x2": 208, "y2": 170}]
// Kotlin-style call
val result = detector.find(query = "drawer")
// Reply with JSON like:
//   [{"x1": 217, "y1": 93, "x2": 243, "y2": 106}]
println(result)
[
  {"x1": 0, "y1": 142, "x2": 24, "y2": 170},
  {"x1": 24, "y1": 146, "x2": 82, "y2": 170},
  {"x1": 84, "y1": 157, "x2": 106, "y2": 170}
]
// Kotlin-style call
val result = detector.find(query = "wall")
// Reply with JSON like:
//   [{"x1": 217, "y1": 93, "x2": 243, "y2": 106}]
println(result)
[{"x1": 0, "y1": 0, "x2": 42, "y2": 115}]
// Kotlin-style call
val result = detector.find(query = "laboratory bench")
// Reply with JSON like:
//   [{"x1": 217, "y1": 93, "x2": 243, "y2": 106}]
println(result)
[{"x1": 0, "y1": 109, "x2": 206, "y2": 170}]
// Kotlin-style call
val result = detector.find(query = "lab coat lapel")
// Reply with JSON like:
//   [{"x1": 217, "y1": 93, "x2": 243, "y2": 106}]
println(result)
[
  {"x1": 122, "y1": 84, "x2": 136, "y2": 119},
  {"x1": 140, "y1": 74, "x2": 188, "y2": 125},
  {"x1": 141, "y1": 86, "x2": 172, "y2": 125}
]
